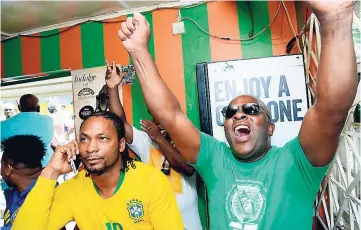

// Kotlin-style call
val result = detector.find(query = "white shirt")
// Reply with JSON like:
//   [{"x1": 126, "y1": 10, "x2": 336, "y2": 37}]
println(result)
[{"x1": 129, "y1": 127, "x2": 202, "y2": 230}]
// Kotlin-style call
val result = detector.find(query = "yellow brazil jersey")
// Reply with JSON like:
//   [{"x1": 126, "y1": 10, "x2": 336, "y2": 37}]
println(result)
[{"x1": 12, "y1": 161, "x2": 184, "y2": 230}]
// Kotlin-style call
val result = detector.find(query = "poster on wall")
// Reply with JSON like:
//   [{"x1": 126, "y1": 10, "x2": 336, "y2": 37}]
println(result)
[
  {"x1": 196, "y1": 54, "x2": 309, "y2": 147},
  {"x1": 72, "y1": 66, "x2": 123, "y2": 137}
]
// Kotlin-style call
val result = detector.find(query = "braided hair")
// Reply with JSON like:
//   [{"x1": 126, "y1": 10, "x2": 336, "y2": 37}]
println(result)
[{"x1": 80, "y1": 111, "x2": 135, "y2": 172}]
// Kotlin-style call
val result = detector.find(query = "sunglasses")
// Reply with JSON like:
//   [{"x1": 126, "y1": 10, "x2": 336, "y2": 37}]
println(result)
[{"x1": 221, "y1": 103, "x2": 271, "y2": 120}]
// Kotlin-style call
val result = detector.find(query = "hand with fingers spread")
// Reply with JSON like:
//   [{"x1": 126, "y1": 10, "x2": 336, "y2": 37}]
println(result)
[
  {"x1": 105, "y1": 60, "x2": 127, "y2": 89},
  {"x1": 46, "y1": 140, "x2": 80, "y2": 177},
  {"x1": 117, "y1": 12, "x2": 150, "y2": 55},
  {"x1": 140, "y1": 120, "x2": 162, "y2": 143}
]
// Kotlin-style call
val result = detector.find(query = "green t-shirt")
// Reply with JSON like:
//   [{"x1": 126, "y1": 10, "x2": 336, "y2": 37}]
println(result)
[{"x1": 195, "y1": 132, "x2": 329, "y2": 230}]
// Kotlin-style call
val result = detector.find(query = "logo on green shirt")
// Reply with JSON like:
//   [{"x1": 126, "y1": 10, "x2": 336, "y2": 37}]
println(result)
[{"x1": 225, "y1": 180, "x2": 267, "y2": 229}]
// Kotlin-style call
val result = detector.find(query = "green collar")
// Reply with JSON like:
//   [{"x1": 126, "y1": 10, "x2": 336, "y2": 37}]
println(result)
[{"x1": 93, "y1": 170, "x2": 125, "y2": 197}]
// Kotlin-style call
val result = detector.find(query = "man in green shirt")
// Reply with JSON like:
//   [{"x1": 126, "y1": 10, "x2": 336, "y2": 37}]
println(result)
[{"x1": 117, "y1": 1, "x2": 357, "y2": 229}]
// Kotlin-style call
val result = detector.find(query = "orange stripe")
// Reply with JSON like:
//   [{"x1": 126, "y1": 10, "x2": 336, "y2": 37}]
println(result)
[
  {"x1": 208, "y1": 1, "x2": 242, "y2": 61},
  {"x1": 103, "y1": 16, "x2": 133, "y2": 124},
  {"x1": 21, "y1": 34, "x2": 41, "y2": 75},
  {"x1": 152, "y1": 10, "x2": 186, "y2": 113},
  {"x1": 1, "y1": 43, "x2": 4, "y2": 78},
  {"x1": 269, "y1": 1, "x2": 299, "y2": 56},
  {"x1": 59, "y1": 26, "x2": 82, "y2": 71}
]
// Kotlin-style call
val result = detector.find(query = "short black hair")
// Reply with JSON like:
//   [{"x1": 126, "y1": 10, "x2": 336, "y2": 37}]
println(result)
[
  {"x1": 1, "y1": 135, "x2": 45, "y2": 168},
  {"x1": 19, "y1": 94, "x2": 39, "y2": 112},
  {"x1": 80, "y1": 111, "x2": 135, "y2": 171}
]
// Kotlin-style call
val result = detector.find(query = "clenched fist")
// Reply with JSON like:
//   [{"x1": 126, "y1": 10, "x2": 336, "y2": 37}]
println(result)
[{"x1": 118, "y1": 12, "x2": 150, "y2": 55}]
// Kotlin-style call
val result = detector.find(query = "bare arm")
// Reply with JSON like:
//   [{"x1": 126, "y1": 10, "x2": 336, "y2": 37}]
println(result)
[
  {"x1": 140, "y1": 120, "x2": 195, "y2": 176},
  {"x1": 117, "y1": 15, "x2": 200, "y2": 164},
  {"x1": 156, "y1": 137, "x2": 195, "y2": 176},
  {"x1": 105, "y1": 60, "x2": 134, "y2": 144},
  {"x1": 299, "y1": 3, "x2": 357, "y2": 167}
]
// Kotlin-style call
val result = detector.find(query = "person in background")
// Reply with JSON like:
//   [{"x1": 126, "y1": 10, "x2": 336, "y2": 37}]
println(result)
[
  {"x1": 3, "y1": 104, "x2": 16, "y2": 120},
  {"x1": 105, "y1": 61, "x2": 202, "y2": 230},
  {"x1": 48, "y1": 103, "x2": 67, "y2": 148},
  {"x1": 117, "y1": 1, "x2": 357, "y2": 228},
  {"x1": 12, "y1": 111, "x2": 183, "y2": 230},
  {"x1": 1, "y1": 135, "x2": 45, "y2": 229},
  {"x1": 0, "y1": 102, "x2": 6, "y2": 121},
  {"x1": 0, "y1": 94, "x2": 54, "y2": 187},
  {"x1": 48, "y1": 103, "x2": 77, "y2": 183}
]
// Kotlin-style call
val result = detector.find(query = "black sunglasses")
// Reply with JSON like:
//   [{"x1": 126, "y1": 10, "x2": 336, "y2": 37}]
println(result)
[{"x1": 221, "y1": 103, "x2": 271, "y2": 120}]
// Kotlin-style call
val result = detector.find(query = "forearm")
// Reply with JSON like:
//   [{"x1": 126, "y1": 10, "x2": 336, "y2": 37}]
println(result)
[
  {"x1": 315, "y1": 9, "x2": 357, "y2": 116},
  {"x1": 130, "y1": 51, "x2": 182, "y2": 128},
  {"x1": 155, "y1": 137, "x2": 195, "y2": 176},
  {"x1": 41, "y1": 166, "x2": 60, "y2": 180},
  {"x1": 108, "y1": 87, "x2": 134, "y2": 143},
  {"x1": 109, "y1": 88, "x2": 127, "y2": 121}
]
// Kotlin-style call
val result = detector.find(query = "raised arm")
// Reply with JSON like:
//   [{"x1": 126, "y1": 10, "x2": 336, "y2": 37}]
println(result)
[
  {"x1": 299, "y1": 2, "x2": 357, "y2": 167},
  {"x1": 140, "y1": 120, "x2": 195, "y2": 176},
  {"x1": 105, "y1": 60, "x2": 134, "y2": 144},
  {"x1": 117, "y1": 15, "x2": 200, "y2": 164}
]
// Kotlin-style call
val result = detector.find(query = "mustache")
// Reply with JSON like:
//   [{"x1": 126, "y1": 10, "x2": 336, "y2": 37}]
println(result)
[{"x1": 83, "y1": 155, "x2": 103, "y2": 160}]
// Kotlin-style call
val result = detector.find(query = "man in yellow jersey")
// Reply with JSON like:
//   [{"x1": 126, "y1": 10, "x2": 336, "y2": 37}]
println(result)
[
  {"x1": 105, "y1": 60, "x2": 202, "y2": 230},
  {"x1": 12, "y1": 111, "x2": 184, "y2": 230}
]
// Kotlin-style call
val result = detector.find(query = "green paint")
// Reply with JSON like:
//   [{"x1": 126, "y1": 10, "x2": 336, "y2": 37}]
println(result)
[
  {"x1": 81, "y1": 22, "x2": 105, "y2": 68},
  {"x1": 3, "y1": 37, "x2": 22, "y2": 77},
  {"x1": 130, "y1": 13, "x2": 153, "y2": 129},
  {"x1": 295, "y1": 2, "x2": 306, "y2": 33},
  {"x1": 40, "y1": 29, "x2": 61, "y2": 72},
  {"x1": 181, "y1": 4, "x2": 211, "y2": 129},
  {"x1": 181, "y1": 5, "x2": 211, "y2": 229},
  {"x1": 237, "y1": 1, "x2": 273, "y2": 58}
]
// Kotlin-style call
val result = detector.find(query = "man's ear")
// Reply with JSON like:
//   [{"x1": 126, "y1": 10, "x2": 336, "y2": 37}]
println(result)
[
  {"x1": 5, "y1": 164, "x2": 13, "y2": 176},
  {"x1": 119, "y1": 138, "x2": 126, "y2": 153},
  {"x1": 268, "y1": 123, "x2": 275, "y2": 136}
]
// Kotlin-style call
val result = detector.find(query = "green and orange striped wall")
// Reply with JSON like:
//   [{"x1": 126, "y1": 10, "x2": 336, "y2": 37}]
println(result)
[
  {"x1": 1, "y1": 2, "x2": 310, "y2": 228},
  {"x1": 1, "y1": 1, "x2": 308, "y2": 130}
]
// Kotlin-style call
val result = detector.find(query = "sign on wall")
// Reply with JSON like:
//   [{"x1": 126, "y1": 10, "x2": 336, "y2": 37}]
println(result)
[
  {"x1": 72, "y1": 66, "x2": 123, "y2": 137},
  {"x1": 197, "y1": 54, "x2": 309, "y2": 147}
]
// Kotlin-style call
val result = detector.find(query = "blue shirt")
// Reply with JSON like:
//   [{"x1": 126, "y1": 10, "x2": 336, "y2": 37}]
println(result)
[
  {"x1": 1, "y1": 179, "x2": 37, "y2": 229},
  {"x1": 1, "y1": 112, "x2": 54, "y2": 166}
]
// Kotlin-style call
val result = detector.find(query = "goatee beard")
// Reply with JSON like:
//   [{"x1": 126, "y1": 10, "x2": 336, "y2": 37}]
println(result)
[{"x1": 85, "y1": 165, "x2": 107, "y2": 176}]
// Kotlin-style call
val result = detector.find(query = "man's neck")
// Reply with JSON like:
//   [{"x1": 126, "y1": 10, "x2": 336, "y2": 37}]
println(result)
[
  {"x1": 15, "y1": 169, "x2": 42, "y2": 193},
  {"x1": 92, "y1": 158, "x2": 123, "y2": 198},
  {"x1": 236, "y1": 144, "x2": 272, "y2": 163}
]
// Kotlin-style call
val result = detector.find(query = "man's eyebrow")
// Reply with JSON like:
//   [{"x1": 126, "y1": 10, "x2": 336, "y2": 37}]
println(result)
[{"x1": 80, "y1": 132, "x2": 107, "y2": 136}]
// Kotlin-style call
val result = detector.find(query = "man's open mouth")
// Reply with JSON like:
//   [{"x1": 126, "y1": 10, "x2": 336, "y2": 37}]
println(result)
[{"x1": 234, "y1": 124, "x2": 251, "y2": 138}]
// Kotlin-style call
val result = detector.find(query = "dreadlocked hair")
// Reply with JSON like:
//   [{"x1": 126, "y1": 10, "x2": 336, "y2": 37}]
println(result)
[{"x1": 80, "y1": 111, "x2": 136, "y2": 172}]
